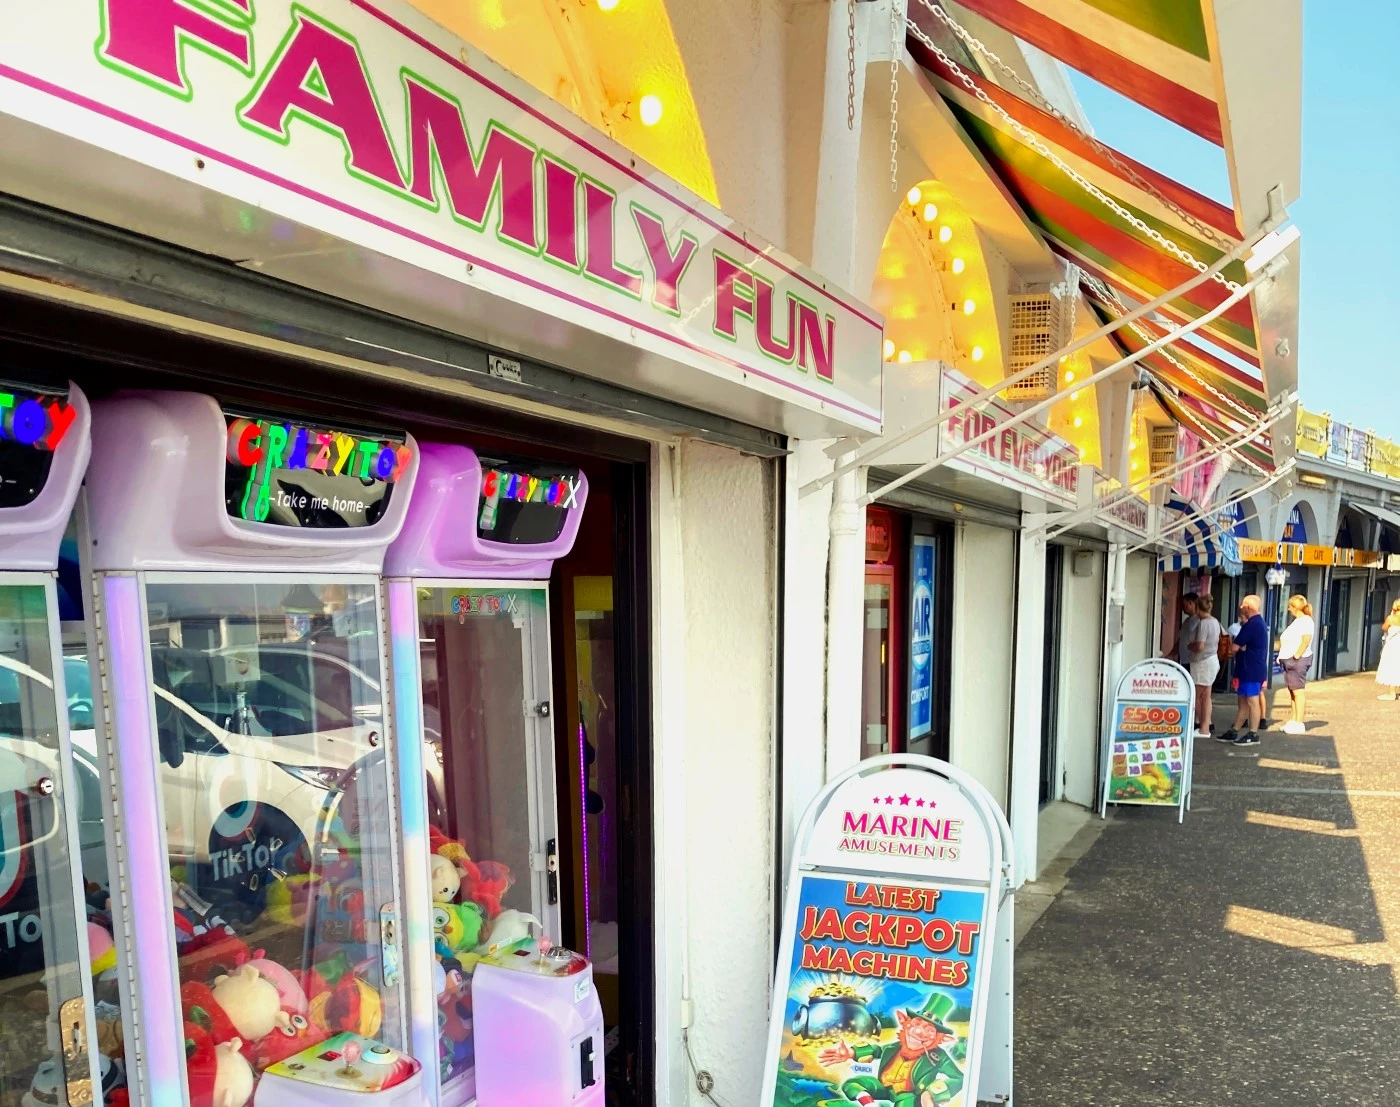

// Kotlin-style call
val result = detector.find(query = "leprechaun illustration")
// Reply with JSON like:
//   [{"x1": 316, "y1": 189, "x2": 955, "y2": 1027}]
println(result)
[{"x1": 817, "y1": 992, "x2": 965, "y2": 1106}]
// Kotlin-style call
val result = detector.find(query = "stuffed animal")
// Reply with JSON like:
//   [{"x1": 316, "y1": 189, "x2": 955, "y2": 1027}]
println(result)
[
  {"x1": 251, "y1": 1010, "x2": 328, "y2": 1070},
  {"x1": 433, "y1": 902, "x2": 485, "y2": 956},
  {"x1": 213, "y1": 964, "x2": 288, "y2": 1042},
  {"x1": 429, "y1": 854, "x2": 465, "y2": 904},
  {"x1": 179, "y1": 929, "x2": 251, "y2": 985},
  {"x1": 183, "y1": 1021, "x2": 219, "y2": 1107},
  {"x1": 88, "y1": 922, "x2": 116, "y2": 977},
  {"x1": 460, "y1": 860, "x2": 513, "y2": 919},
  {"x1": 308, "y1": 974, "x2": 382, "y2": 1038},
  {"x1": 246, "y1": 957, "x2": 308, "y2": 1015},
  {"x1": 264, "y1": 873, "x2": 320, "y2": 926},
  {"x1": 212, "y1": 1040, "x2": 254, "y2": 1107},
  {"x1": 181, "y1": 981, "x2": 241, "y2": 1046},
  {"x1": 477, "y1": 909, "x2": 541, "y2": 958}
]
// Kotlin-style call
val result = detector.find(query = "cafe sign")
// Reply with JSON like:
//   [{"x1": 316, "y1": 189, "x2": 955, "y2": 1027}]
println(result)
[{"x1": 0, "y1": 0, "x2": 883, "y2": 434}]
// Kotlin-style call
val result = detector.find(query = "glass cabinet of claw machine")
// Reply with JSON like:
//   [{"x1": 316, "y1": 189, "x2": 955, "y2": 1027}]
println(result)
[
  {"x1": 83, "y1": 392, "x2": 427, "y2": 1107},
  {"x1": 385, "y1": 443, "x2": 597, "y2": 1106},
  {"x1": 0, "y1": 381, "x2": 99, "y2": 1107}
]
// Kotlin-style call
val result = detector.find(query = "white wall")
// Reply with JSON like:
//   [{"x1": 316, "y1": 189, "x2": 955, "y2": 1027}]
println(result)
[
  {"x1": 1124, "y1": 553, "x2": 1156, "y2": 668},
  {"x1": 1054, "y1": 547, "x2": 1107, "y2": 808},
  {"x1": 653, "y1": 439, "x2": 778, "y2": 1106},
  {"x1": 949, "y1": 521, "x2": 1016, "y2": 809}
]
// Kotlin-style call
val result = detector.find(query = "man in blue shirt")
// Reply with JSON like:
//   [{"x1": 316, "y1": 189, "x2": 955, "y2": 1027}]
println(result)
[{"x1": 1219, "y1": 594, "x2": 1269, "y2": 747}]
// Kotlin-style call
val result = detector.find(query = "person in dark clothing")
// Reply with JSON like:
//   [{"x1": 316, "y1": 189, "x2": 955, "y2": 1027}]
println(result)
[{"x1": 1219, "y1": 594, "x2": 1268, "y2": 747}]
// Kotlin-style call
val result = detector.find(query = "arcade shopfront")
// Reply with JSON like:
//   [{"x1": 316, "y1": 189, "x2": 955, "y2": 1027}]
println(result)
[{"x1": 0, "y1": 2, "x2": 884, "y2": 1107}]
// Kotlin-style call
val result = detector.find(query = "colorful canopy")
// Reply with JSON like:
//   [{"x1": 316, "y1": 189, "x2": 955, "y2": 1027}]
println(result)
[
  {"x1": 905, "y1": 2, "x2": 1275, "y2": 467},
  {"x1": 949, "y1": 0, "x2": 1223, "y2": 144}
]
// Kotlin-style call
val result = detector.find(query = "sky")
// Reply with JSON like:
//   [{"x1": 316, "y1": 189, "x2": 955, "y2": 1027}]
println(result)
[{"x1": 1063, "y1": 1, "x2": 1400, "y2": 442}]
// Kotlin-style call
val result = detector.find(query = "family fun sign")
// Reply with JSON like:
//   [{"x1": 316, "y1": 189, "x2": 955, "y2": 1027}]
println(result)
[
  {"x1": 0, "y1": 0, "x2": 883, "y2": 433},
  {"x1": 1101, "y1": 658, "x2": 1195, "y2": 823},
  {"x1": 762, "y1": 756, "x2": 1015, "y2": 1107}
]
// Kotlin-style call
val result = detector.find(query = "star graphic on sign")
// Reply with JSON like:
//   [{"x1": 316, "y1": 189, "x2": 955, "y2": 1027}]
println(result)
[
  {"x1": 915, "y1": 798, "x2": 926, "y2": 807},
  {"x1": 885, "y1": 796, "x2": 896, "y2": 805},
  {"x1": 899, "y1": 794, "x2": 911, "y2": 806},
  {"x1": 871, "y1": 796, "x2": 882, "y2": 805}
]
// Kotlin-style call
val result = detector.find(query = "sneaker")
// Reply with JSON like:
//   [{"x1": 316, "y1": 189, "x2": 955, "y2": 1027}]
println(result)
[
  {"x1": 1195, "y1": 729, "x2": 1212, "y2": 739},
  {"x1": 1260, "y1": 718, "x2": 1273, "y2": 731},
  {"x1": 1282, "y1": 720, "x2": 1305, "y2": 735},
  {"x1": 1216, "y1": 729, "x2": 1237, "y2": 743},
  {"x1": 1232, "y1": 731, "x2": 1260, "y2": 747}
]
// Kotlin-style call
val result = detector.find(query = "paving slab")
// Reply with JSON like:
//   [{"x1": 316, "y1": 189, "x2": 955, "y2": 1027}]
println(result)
[{"x1": 1015, "y1": 673, "x2": 1400, "y2": 1106}]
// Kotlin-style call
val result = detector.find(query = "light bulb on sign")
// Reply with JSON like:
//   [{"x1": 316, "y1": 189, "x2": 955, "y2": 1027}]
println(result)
[
  {"x1": 639, "y1": 95, "x2": 664, "y2": 126},
  {"x1": 922, "y1": 203, "x2": 938, "y2": 223},
  {"x1": 938, "y1": 225, "x2": 953, "y2": 243},
  {"x1": 1073, "y1": 416, "x2": 1084, "y2": 428},
  {"x1": 597, "y1": 0, "x2": 620, "y2": 9},
  {"x1": 1064, "y1": 370, "x2": 1076, "y2": 383},
  {"x1": 906, "y1": 186, "x2": 922, "y2": 206},
  {"x1": 1079, "y1": 447, "x2": 1087, "y2": 460},
  {"x1": 1132, "y1": 459, "x2": 1142, "y2": 470},
  {"x1": 1130, "y1": 437, "x2": 1140, "y2": 449},
  {"x1": 882, "y1": 339, "x2": 895, "y2": 360},
  {"x1": 950, "y1": 258, "x2": 965, "y2": 275},
  {"x1": 963, "y1": 299, "x2": 976, "y2": 315},
  {"x1": 970, "y1": 345, "x2": 985, "y2": 362},
  {"x1": 897, "y1": 350, "x2": 912, "y2": 364},
  {"x1": 1070, "y1": 391, "x2": 1081, "y2": 401}
]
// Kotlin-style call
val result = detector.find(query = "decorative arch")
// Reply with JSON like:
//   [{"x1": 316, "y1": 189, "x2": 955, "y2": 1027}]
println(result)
[{"x1": 868, "y1": 180, "x2": 1003, "y2": 387}]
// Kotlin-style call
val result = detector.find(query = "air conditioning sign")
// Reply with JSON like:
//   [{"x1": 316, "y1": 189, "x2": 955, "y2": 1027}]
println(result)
[{"x1": 0, "y1": 0, "x2": 882, "y2": 432}]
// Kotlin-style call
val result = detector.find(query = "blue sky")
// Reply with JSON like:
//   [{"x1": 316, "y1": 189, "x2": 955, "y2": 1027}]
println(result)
[{"x1": 1063, "y1": 2, "x2": 1400, "y2": 441}]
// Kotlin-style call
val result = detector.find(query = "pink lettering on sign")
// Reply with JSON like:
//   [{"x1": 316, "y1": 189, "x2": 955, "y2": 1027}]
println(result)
[
  {"x1": 239, "y1": 12, "x2": 406, "y2": 190},
  {"x1": 940, "y1": 367, "x2": 1079, "y2": 502},
  {"x1": 99, "y1": 0, "x2": 253, "y2": 95},
  {"x1": 632, "y1": 209, "x2": 698, "y2": 316},
  {"x1": 403, "y1": 76, "x2": 539, "y2": 249}
]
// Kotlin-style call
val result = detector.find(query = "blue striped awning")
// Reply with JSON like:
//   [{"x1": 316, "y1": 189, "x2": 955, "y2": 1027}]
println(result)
[{"x1": 1158, "y1": 496, "x2": 1242, "y2": 577}]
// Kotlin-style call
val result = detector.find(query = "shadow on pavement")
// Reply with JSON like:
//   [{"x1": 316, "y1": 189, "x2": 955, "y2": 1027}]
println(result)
[{"x1": 1014, "y1": 675, "x2": 1400, "y2": 1106}]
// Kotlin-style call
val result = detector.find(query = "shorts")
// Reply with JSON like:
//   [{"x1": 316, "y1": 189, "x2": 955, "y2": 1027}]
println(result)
[
  {"x1": 1237, "y1": 680, "x2": 1264, "y2": 698},
  {"x1": 1190, "y1": 657, "x2": 1220, "y2": 687},
  {"x1": 1281, "y1": 656, "x2": 1313, "y2": 691}
]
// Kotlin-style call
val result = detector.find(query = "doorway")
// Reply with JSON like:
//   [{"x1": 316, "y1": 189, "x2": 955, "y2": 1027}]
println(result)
[
  {"x1": 552, "y1": 460, "x2": 651, "y2": 1105},
  {"x1": 1040, "y1": 545, "x2": 1066, "y2": 805}
]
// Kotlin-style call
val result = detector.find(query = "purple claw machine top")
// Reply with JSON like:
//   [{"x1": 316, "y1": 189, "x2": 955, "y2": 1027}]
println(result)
[
  {"x1": 0, "y1": 382, "x2": 106, "y2": 1107},
  {"x1": 384, "y1": 442, "x2": 602, "y2": 1107},
  {"x1": 384, "y1": 443, "x2": 587, "y2": 580},
  {"x1": 82, "y1": 390, "x2": 427, "y2": 1107}
]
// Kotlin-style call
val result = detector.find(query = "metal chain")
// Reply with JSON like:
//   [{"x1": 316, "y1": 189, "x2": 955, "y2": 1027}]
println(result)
[
  {"x1": 1083, "y1": 273, "x2": 1261, "y2": 423},
  {"x1": 847, "y1": 0, "x2": 857, "y2": 130},
  {"x1": 889, "y1": 0, "x2": 901, "y2": 191},
  {"x1": 904, "y1": 15, "x2": 1239, "y2": 293},
  {"x1": 916, "y1": 1, "x2": 1231, "y2": 252}
]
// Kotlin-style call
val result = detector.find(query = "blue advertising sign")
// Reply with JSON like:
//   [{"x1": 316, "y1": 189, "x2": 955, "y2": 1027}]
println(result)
[
  {"x1": 1282, "y1": 505, "x2": 1308, "y2": 544},
  {"x1": 909, "y1": 536, "x2": 935, "y2": 739}
]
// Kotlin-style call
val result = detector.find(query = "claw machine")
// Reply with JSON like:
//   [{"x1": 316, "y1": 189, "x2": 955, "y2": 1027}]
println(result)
[
  {"x1": 83, "y1": 391, "x2": 427, "y2": 1107},
  {"x1": 0, "y1": 381, "x2": 102, "y2": 1107},
  {"x1": 385, "y1": 443, "x2": 604, "y2": 1107}
]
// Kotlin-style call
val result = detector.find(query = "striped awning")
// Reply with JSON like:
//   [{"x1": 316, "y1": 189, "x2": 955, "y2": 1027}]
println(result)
[
  {"x1": 1159, "y1": 496, "x2": 1243, "y2": 576},
  {"x1": 905, "y1": 2, "x2": 1281, "y2": 457},
  {"x1": 948, "y1": 0, "x2": 1224, "y2": 144}
]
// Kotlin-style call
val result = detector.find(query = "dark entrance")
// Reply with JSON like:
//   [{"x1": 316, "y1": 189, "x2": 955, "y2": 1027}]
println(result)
[{"x1": 1040, "y1": 545, "x2": 1066, "y2": 805}]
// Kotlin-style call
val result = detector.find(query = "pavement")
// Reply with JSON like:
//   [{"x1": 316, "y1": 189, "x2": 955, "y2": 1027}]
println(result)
[{"x1": 1014, "y1": 672, "x2": 1400, "y2": 1106}]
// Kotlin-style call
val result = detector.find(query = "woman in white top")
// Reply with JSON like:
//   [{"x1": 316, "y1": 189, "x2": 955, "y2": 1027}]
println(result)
[
  {"x1": 1278, "y1": 595, "x2": 1315, "y2": 733},
  {"x1": 1187, "y1": 594, "x2": 1222, "y2": 738},
  {"x1": 1378, "y1": 598, "x2": 1400, "y2": 700}
]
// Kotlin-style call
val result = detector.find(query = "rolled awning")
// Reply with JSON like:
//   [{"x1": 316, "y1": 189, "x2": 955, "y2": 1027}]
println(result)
[{"x1": 1158, "y1": 496, "x2": 1243, "y2": 576}]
